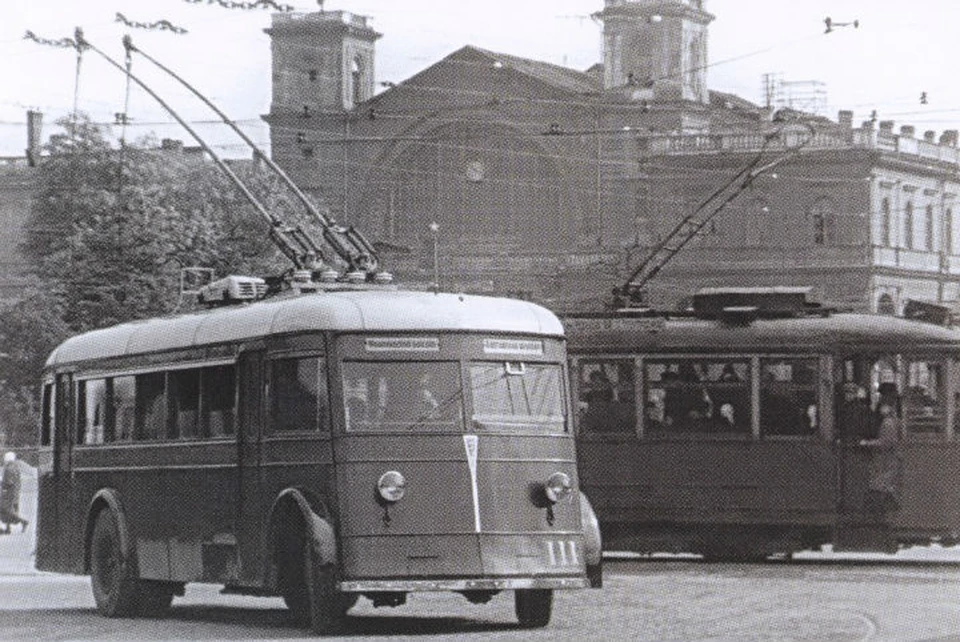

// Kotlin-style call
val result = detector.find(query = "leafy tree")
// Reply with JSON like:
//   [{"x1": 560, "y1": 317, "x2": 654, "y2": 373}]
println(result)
[
  {"x1": 24, "y1": 114, "x2": 299, "y2": 332},
  {"x1": 7, "y1": 114, "x2": 319, "y2": 453}
]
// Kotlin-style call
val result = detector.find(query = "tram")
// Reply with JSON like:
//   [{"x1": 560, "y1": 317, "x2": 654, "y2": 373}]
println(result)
[
  {"x1": 37, "y1": 288, "x2": 602, "y2": 631},
  {"x1": 566, "y1": 287, "x2": 960, "y2": 559}
]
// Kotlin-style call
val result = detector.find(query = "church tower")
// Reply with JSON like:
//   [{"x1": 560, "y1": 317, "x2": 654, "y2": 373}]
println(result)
[
  {"x1": 265, "y1": 9, "x2": 380, "y2": 115},
  {"x1": 596, "y1": 0, "x2": 714, "y2": 103}
]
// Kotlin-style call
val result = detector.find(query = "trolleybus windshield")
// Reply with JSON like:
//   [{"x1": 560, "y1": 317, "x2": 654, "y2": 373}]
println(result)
[
  {"x1": 342, "y1": 361, "x2": 463, "y2": 431},
  {"x1": 470, "y1": 363, "x2": 565, "y2": 431}
]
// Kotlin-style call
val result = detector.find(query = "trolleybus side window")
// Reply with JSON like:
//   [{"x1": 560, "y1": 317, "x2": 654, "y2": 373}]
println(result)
[
  {"x1": 135, "y1": 372, "x2": 166, "y2": 441},
  {"x1": 577, "y1": 360, "x2": 636, "y2": 434},
  {"x1": 201, "y1": 365, "x2": 236, "y2": 437},
  {"x1": 77, "y1": 378, "x2": 109, "y2": 445},
  {"x1": 168, "y1": 369, "x2": 200, "y2": 439},
  {"x1": 646, "y1": 358, "x2": 751, "y2": 434},
  {"x1": 112, "y1": 375, "x2": 136, "y2": 442},
  {"x1": 343, "y1": 361, "x2": 462, "y2": 431},
  {"x1": 760, "y1": 358, "x2": 819, "y2": 437},
  {"x1": 270, "y1": 356, "x2": 328, "y2": 433},
  {"x1": 470, "y1": 362, "x2": 565, "y2": 431},
  {"x1": 902, "y1": 358, "x2": 945, "y2": 435}
]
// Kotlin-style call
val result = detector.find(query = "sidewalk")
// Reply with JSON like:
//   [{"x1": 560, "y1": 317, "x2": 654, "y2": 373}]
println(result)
[{"x1": 0, "y1": 483, "x2": 39, "y2": 577}]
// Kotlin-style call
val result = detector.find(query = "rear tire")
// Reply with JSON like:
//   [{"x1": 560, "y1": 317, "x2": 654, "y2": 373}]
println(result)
[
  {"x1": 515, "y1": 589, "x2": 553, "y2": 628},
  {"x1": 90, "y1": 510, "x2": 139, "y2": 617}
]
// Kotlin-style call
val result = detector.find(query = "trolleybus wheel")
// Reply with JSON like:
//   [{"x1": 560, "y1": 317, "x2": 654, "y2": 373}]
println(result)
[
  {"x1": 90, "y1": 510, "x2": 139, "y2": 617},
  {"x1": 514, "y1": 589, "x2": 553, "y2": 628},
  {"x1": 137, "y1": 582, "x2": 176, "y2": 616},
  {"x1": 303, "y1": 538, "x2": 348, "y2": 634}
]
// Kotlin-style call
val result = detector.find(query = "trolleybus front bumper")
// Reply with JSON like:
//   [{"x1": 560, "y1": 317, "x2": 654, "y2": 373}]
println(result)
[{"x1": 338, "y1": 576, "x2": 589, "y2": 592}]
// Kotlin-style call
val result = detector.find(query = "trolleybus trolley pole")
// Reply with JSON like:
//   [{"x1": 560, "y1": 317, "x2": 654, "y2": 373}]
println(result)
[
  {"x1": 73, "y1": 29, "x2": 325, "y2": 276},
  {"x1": 121, "y1": 36, "x2": 382, "y2": 279}
]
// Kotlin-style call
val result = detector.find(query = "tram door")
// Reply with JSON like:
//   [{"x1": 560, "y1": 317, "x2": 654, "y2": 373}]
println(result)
[{"x1": 834, "y1": 357, "x2": 893, "y2": 550}]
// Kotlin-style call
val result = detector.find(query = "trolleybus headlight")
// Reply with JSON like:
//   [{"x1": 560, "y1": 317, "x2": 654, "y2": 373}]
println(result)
[
  {"x1": 544, "y1": 472, "x2": 572, "y2": 504},
  {"x1": 377, "y1": 471, "x2": 406, "y2": 503}
]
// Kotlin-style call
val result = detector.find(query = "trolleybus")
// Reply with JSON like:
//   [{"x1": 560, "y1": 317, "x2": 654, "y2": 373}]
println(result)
[
  {"x1": 36, "y1": 287, "x2": 602, "y2": 632},
  {"x1": 567, "y1": 287, "x2": 960, "y2": 560}
]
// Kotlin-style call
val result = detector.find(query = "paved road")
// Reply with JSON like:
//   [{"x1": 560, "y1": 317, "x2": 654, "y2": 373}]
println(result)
[
  {"x1": 1, "y1": 559, "x2": 960, "y2": 641},
  {"x1": 7, "y1": 485, "x2": 960, "y2": 640}
]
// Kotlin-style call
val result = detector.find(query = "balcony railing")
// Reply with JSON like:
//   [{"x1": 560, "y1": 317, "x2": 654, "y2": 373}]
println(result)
[{"x1": 644, "y1": 128, "x2": 960, "y2": 166}]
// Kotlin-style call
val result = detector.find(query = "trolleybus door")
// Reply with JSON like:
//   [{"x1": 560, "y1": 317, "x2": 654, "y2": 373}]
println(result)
[
  {"x1": 236, "y1": 350, "x2": 265, "y2": 585},
  {"x1": 40, "y1": 373, "x2": 75, "y2": 570}
]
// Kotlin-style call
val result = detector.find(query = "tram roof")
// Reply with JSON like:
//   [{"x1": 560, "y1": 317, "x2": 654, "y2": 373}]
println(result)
[
  {"x1": 564, "y1": 313, "x2": 960, "y2": 353},
  {"x1": 46, "y1": 290, "x2": 563, "y2": 367}
]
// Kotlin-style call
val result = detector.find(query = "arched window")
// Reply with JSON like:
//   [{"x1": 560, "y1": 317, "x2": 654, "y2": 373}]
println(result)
[
  {"x1": 877, "y1": 293, "x2": 896, "y2": 315},
  {"x1": 880, "y1": 197, "x2": 891, "y2": 246},
  {"x1": 925, "y1": 204, "x2": 935, "y2": 251},
  {"x1": 904, "y1": 201, "x2": 914, "y2": 249}
]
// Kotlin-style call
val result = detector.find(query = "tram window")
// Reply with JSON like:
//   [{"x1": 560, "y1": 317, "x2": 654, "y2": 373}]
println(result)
[
  {"x1": 40, "y1": 383, "x2": 54, "y2": 447},
  {"x1": 112, "y1": 376, "x2": 136, "y2": 442},
  {"x1": 903, "y1": 359, "x2": 945, "y2": 435},
  {"x1": 343, "y1": 361, "x2": 462, "y2": 431},
  {"x1": 77, "y1": 379, "x2": 108, "y2": 445},
  {"x1": 270, "y1": 357, "x2": 328, "y2": 432},
  {"x1": 201, "y1": 365, "x2": 236, "y2": 437},
  {"x1": 577, "y1": 360, "x2": 635, "y2": 434},
  {"x1": 167, "y1": 369, "x2": 200, "y2": 439},
  {"x1": 760, "y1": 358, "x2": 818, "y2": 436},
  {"x1": 645, "y1": 359, "x2": 751, "y2": 434},
  {"x1": 134, "y1": 372, "x2": 166, "y2": 441},
  {"x1": 470, "y1": 363, "x2": 564, "y2": 431}
]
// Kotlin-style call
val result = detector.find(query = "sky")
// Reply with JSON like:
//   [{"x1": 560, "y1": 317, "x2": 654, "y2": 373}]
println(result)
[{"x1": 2, "y1": 0, "x2": 959, "y2": 158}]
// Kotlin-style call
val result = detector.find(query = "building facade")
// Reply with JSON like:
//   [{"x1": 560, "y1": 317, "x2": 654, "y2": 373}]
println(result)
[{"x1": 263, "y1": 0, "x2": 960, "y2": 314}]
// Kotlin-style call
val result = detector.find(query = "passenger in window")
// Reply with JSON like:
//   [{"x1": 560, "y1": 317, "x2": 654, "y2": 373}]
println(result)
[
  {"x1": 719, "y1": 364, "x2": 741, "y2": 382},
  {"x1": 417, "y1": 373, "x2": 441, "y2": 417},
  {"x1": 860, "y1": 399, "x2": 902, "y2": 515},
  {"x1": 645, "y1": 400, "x2": 666, "y2": 431},
  {"x1": 583, "y1": 370, "x2": 614, "y2": 403},
  {"x1": 717, "y1": 403, "x2": 737, "y2": 429}
]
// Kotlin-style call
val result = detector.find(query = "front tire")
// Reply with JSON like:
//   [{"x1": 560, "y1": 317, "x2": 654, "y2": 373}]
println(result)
[
  {"x1": 515, "y1": 589, "x2": 553, "y2": 628},
  {"x1": 303, "y1": 539, "x2": 349, "y2": 634},
  {"x1": 90, "y1": 510, "x2": 139, "y2": 617},
  {"x1": 137, "y1": 582, "x2": 177, "y2": 617}
]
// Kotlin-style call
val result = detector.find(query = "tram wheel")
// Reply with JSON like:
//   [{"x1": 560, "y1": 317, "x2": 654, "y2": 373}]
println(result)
[
  {"x1": 90, "y1": 510, "x2": 140, "y2": 617},
  {"x1": 515, "y1": 589, "x2": 553, "y2": 628}
]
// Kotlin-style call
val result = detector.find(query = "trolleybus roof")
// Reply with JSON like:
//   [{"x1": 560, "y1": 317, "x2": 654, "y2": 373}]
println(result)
[{"x1": 47, "y1": 290, "x2": 563, "y2": 367}]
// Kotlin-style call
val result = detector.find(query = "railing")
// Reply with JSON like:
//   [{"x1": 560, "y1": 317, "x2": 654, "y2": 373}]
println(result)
[{"x1": 644, "y1": 128, "x2": 960, "y2": 167}]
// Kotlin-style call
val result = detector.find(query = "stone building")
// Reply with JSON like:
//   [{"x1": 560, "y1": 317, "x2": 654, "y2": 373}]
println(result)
[{"x1": 273, "y1": 2, "x2": 960, "y2": 312}]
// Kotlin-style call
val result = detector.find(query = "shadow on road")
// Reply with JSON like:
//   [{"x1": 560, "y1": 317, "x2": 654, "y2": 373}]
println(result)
[{"x1": 0, "y1": 604, "x2": 520, "y2": 640}]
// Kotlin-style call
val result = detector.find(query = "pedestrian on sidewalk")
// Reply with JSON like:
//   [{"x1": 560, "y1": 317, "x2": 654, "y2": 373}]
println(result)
[{"x1": 0, "y1": 452, "x2": 27, "y2": 533}]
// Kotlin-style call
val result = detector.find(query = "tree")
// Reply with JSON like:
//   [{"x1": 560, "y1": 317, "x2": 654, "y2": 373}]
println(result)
[
  {"x1": 7, "y1": 114, "x2": 319, "y2": 453},
  {"x1": 24, "y1": 114, "x2": 298, "y2": 332},
  {"x1": 0, "y1": 285, "x2": 70, "y2": 460}
]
